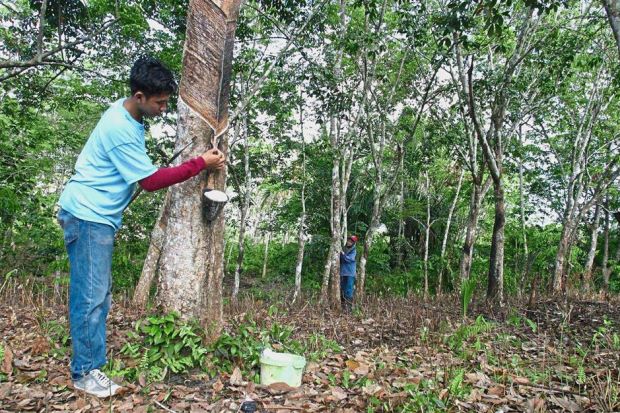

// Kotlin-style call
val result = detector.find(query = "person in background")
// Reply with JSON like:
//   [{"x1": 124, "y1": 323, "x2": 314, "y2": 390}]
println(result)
[
  {"x1": 57, "y1": 57, "x2": 225, "y2": 398},
  {"x1": 340, "y1": 235, "x2": 358, "y2": 313}
]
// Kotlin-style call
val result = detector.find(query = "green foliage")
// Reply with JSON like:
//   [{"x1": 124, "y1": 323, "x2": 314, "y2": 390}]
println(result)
[
  {"x1": 118, "y1": 312, "x2": 208, "y2": 382},
  {"x1": 116, "y1": 312, "x2": 339, "y2": 384},
  {"x1": 461, "y1": 278, "x2": 476, "y2": 318},
  {"x1": 447, "y1": 316, "x2": 493, "y2": 352}
]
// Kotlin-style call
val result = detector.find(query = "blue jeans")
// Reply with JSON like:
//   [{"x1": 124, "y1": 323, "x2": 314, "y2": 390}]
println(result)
[
  {"x1": 57, "y1": 209, "x2": 115, "y2": 380},
  {"x1": 340, "y1": 275, "x2": 355, "y2": 301}
]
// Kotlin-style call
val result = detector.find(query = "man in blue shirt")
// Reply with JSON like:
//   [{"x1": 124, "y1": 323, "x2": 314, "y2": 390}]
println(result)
[
  {"x1": 57, "y1": 57, "x2": 225, "y2": 398},
  {"x1": 340, "y1": 235, "x2": 358, "y2": 313}
]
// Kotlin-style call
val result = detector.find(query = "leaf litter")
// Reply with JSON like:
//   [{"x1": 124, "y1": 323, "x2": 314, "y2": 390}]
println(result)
[{"x1": 0, "y1": 294, "x2": 619, "y2": 412}]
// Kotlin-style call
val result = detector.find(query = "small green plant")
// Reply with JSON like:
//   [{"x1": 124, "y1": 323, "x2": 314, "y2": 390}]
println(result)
[
  {"x1": 118, "y1": 312, "x2": 209, "y2": 383},
  {"x1": 447, "y1": 316, "x2": 493, "y2": 352},
  {"x1": 448, "y1": 368, "x2": 467, "y2": 398},
  {"x1": 524, "y1": 318, "x2": 538, "y2": 333},
  {"x1": 305, "y1": 333, "x2": 341, "y2": 361},
  {"x1": 461, "y1": 278, "x2": 476, "y2": 318},
  {"x1": 399, "y1": 380, "x2": 447, "y2": 412},
  {"x1": 592, "y1": 318, "x2": 620, "y2": 350},
  {"x1": 40, "y1": 319, "x2": 70, "y2": 359},
  {"x1": 342, "y1": 369, "x2": 351, "y2": 389}
]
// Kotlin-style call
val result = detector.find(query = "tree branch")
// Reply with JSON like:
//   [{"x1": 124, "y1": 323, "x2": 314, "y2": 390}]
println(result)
[{"x1": 0, "y1": 18, "x2": 118, "y2": 70}]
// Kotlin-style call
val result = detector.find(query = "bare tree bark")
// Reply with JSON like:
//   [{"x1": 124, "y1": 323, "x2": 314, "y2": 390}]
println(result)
[
  {"x1": 602, "y1": 197, "x2": 611, "y2": 292},
  {"x1": 37, "y1": 0, "x2": 48, "y2": 61},
  {"x1": 551, "y1": 67, "x2": 615, "y2": 292},
  {"x1": 357, "y1": 119, "x2": 385, "y2": 298},
  {"x1": 423, "y1": 169, "x2": 431, "y2": 299},
  {"x1": 583, "y1": 203, "x2": 601, "y2": 292},
  {"x1": 320, "y1": 0, "x2": 346, "y2": 308},
  {"x1": 261, "y1": 231, "x2": 271, "y2": 279},
  {"x1": 517, "y1": 125, "x2": 529, "y2": 297},
  {"x1": 459, "y1": 9, "x2": 536, "y2": 303},
  {"x1": 459, "y1": 177, "x2": 491, "y2": 287},
  {"x1": 232, "y1": 116, "x2": 250, "y2": 301},
  {"x1": 132, "y1": 192, "x2": 171, "y2": 307},
  {"x1": 292, "y1": 90, "x2": 307, "y2": 304},
  {"x1": 603, "y1": 0, "x2": 620, "y2": 60},
  {"x1": 438, "y1": 168, "x2": 464, "y2": 294},
  {"x1": 154, "y1": 0, "x2": 242, "y2": 336},
  {"x1": 396, "y1": 155, "x2": 405, "y2": 269}
]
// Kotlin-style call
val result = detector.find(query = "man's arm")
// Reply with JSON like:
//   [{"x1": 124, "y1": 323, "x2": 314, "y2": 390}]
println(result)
[
  {"x1": 340, "y1": 251, "x2": 355, "y2": 263},
  {"x1": 139, "y1": 149, "x2": 225, "y2": 192}
]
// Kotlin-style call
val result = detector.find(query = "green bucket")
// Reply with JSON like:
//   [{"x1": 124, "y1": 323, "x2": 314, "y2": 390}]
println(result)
[{"x1": 260, "y1": 348, "x2": 306, "y2": 387}]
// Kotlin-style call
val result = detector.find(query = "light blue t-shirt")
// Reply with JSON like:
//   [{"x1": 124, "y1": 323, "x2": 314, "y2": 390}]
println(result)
[{"x1": 59, "y1": 98, "x2": 157, "y2": 230}]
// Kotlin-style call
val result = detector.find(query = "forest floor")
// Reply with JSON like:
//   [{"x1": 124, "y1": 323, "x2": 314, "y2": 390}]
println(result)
[{"x1": 1, "y1": 283, "x2": 619, "y2": 412}]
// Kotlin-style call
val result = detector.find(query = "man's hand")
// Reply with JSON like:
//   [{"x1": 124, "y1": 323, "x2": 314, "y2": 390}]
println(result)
[{"x1": 201, "y1": 148, "x2": 226, "y2": 170}]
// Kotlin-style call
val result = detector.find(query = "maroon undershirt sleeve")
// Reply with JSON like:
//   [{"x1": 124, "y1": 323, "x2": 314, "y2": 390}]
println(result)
[{"x1": 139, "y1": 156, "x2": 207, "y2": 192}]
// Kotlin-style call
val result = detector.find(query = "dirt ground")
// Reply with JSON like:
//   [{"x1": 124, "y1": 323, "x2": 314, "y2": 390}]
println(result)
[{"x1": 1, "y1": 286, "x2": 619, "y2": 412}]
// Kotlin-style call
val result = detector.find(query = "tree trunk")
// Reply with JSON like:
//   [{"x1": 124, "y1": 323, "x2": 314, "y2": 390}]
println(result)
[
  {"x1": 553, "y1": 222, "x2": 573, "y2": 293},
  {"x1": 132, "y1": 192, "x2": 171, "y2": 307},
  {"x1": 154, "y1": 0, "x2": 242, "y2": 336},
  {"x1": 261, "y1": 231, "x2": 271, "y2": 279},
  {"x1": 423, "y1": 169, "x2": 431, "y2": 299},
  {"x1": 459, "y1": 177, "x2": 491, "y2": 287},
  {"x1": 357, "y1": 118, "x2": 386, "y2": 299},
  {"x1": 583, "y1": 203, "x2": 601, "y2": 292},
  {"x1": 327, "y1": 122, "x2": 342, "y2": 307},
  {"x1": 292, "y1": 92, "x2": 307, "y2": 304},
  {"x1": 518, "y1": 126, "x2": 529, "y2": 297},
  {"x1": 603, "y1": 0, "x2": 620, "y2": 60},
  {"x1": 439, "y1": 168, "x2": 464, "y2": 294},
  {"x1": 357, "y1": 195, "x2": 379, "y2": 299},
  {"x1": 486, "y1": 182, "x2": 505, "y2": 303},
  {"x1": 396, "y1": 155, "x2": 405, "y2": 269},
  {"x1": 602, "y1": 201, "x2": 611, "y2": 292},
  {"x1": 232, "y1": 117, "x2": 250, "y2": 301},
  {"x1": 320, "y1": 0, "x2": 345, "y2": 308}
]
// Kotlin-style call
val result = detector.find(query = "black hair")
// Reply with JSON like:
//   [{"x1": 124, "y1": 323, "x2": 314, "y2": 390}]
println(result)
[{"x1": 129, "y1": 57, "x2": 177, "y2": 97}]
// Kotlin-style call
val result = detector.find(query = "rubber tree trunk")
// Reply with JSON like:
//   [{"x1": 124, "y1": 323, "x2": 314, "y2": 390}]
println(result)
[
  {"x1": 486, "y1": 182, "x2": 505, "y2": 302},
  {"x1": 261, "y1": 231, "x2": 271, "y2": 279},
  {"x1": 357, "y1": 193, "x2": 380, "y2": 298},
  {"x1": 602, "y1": 202, "x2": 611, "y2": 292},
  {"x1": 326, "y1": 123, "x2": 342, "y2": 307},
  {"x1": 132, "y1": 192, "x2": 171, "y2": 307},
  {"x1": 292, "y1": 93, "x2": 307, "y2": 305},
  {"x1": 517, "y1": 127, "x2": 529, "y2": 297},
  {"x1": 396, "y1": 155, "x2": 405, "y2": 269},
  {"x1": 320, "y1": 0, "x2": 345, "y2": 308},
  {"x1": 438, "y1": 168, "x2": 464, "y2": 294},
  {"x1": 232, "y1": 117, "x2": 250, "y2": 301},
  {"x1": 583, "y1": 203, "x2": 601, "y2": 292},
  {"x1": 423, "y1": 169, "x2": 432, "y2": 299},
  {"x1": 154, "y1": 0, "x2": 242, "y2": 336},
  {"x1": 357, "y1": 117, "x2": 387, "y2": 298},
  {"x1": 553, "y1": 221, "x2": 573, "y2": 292},
  {"x1": 459, "y1": 178, "x2": 490, "y2": 288},
  {"x1": 603, "y1": 0, "x2": 620, "y2": 61}
]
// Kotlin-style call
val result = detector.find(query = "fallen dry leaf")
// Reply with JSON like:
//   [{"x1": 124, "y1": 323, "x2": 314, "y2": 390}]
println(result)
[
  {"x1": 230, "y1": 367, "x2": 243, "y2": 386},
  {"x1": 1, "y1": 345, "x2": 13, "y2": 375},
  {"x1": 212, "y1": 379, "x2": 224, "y2": 394},
  {"x1": 267, "y1": 382, "x2": 296, "y2": 395},
  {"x1": 526, "y1": 397, "x2": 546, "y2": 413},
  {"x1": 512, "y1": 376, "x2": 530, "y2": 385},
  {"x1": 330, "y1": 386, "x2": 348, "y2": 401},
  {"x1": 549, "y1": 395, "x2": 582, "y2": 412}
]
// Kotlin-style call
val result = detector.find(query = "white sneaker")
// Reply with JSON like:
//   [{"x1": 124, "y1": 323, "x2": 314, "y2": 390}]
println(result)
[{"x1": 73, "y1": 369, "x2": 122, "y2": 398}]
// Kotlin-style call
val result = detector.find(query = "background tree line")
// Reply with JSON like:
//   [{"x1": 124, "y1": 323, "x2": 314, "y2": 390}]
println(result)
[{"x1": 1, "y1": 0, "x2": 620, "y2": 314}]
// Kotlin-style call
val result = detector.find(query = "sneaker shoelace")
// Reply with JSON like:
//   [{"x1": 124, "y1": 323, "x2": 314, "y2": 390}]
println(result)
[{"x1": 91, "y1": 369, "x2": 114, "y2": 388}]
